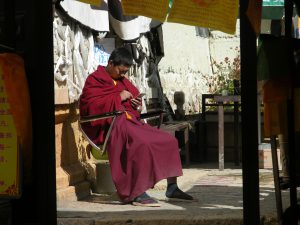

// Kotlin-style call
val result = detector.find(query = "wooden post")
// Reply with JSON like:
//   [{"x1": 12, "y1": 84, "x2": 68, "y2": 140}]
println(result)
[
  {"x1": 218, "y1": 102, "x2": 224, "y2": 170},
  {"x1": 184, "y1": 125, "x2": 190, "y2": 167},
  {"x1": 234, "y1": 100, "x2": 239, "y2": 166}
]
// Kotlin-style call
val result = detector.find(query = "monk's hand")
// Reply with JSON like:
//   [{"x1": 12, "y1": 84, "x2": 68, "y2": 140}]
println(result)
[
  {"x1": 130, "y1": 97, "x2": 142, "y2": 111},
  {"x1": 120, "y1": 90, "x2": 133, "y2": 101}
]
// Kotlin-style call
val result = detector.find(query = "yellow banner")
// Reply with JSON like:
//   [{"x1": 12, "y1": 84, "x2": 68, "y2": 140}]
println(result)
[
  {"x1": 0, "y1": 64, "x2": 20, "y2": 198},
  {"x1": 168, "y1": 0, "x2": 239, "y2": 34},
  {"x1": 76, "y1": 0, "x2": 102, "y2": 7},
  {"x1": 121, "y1": 0, "x2": 170, "y2": 22}
]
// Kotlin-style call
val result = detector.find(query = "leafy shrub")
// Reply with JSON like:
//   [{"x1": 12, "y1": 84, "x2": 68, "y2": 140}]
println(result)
[{"x1": 202, "y1": 47, "x2": 240, "y2": 95}]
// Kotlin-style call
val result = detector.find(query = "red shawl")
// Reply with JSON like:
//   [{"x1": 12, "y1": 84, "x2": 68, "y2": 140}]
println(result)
[{"x1": 79, "y1": 66, "x2": 140, "y2": 144}]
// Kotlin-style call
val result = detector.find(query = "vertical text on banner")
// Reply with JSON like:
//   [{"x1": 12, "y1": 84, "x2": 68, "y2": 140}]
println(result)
[{"x1": 0, "y1": 65, "x2": 20, "y2": 198}]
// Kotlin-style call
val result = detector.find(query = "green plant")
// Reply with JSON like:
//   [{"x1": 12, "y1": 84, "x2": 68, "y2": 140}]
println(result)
[{"x1": 202, "y1": 47, "x2": 240, "y2": 95}]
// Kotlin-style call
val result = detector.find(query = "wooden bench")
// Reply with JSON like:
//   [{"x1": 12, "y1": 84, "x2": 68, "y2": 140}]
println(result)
[
  {"x1": 80, "y1": 108, "x2": 191, "y2": 167},
  {"x1": 141, "y1": 108, "x2": 191, "y2": 167}
]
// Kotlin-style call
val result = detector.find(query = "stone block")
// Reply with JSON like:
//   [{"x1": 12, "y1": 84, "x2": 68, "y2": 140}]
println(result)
[
  {"x1": 57, "y1": 181, "x2": 91, "y2": 202},
  {"x1": 92, "y1": 160, "x2": 116, "y2": 194},
  {"x1": 56, "y1": 164, "x2": 86, "y2": 189}
]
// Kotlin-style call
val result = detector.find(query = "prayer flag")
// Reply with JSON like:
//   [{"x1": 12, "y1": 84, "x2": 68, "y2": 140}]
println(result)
[
  {"x1": 167, "y1": 0, "x2": 239, "y2": 35},
  {"x1": 76, "y1": 0, "x2": 102, "y2": 6},
  {"x1": 121, "y1": 0, "x2": 170, "y2": 22}
]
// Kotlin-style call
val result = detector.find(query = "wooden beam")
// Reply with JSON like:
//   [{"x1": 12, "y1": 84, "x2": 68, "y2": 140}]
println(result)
[{"x1": 240, "y1": 0, "x2": 260, "y2": 224}]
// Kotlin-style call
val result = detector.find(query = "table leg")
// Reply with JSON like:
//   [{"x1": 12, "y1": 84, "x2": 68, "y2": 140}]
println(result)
[
  {"x1": 270, "y1": 136, "x2": 283, "y2": 222},
  {"x1": 234, "y1": 101, "x2": 239, "y2": 166},
  {"x1": 218, "y1": 103, "x2": 224, "y2": 170},
  {"x1": 184, "y1": 126, "x2": 190, "y2": 167}
]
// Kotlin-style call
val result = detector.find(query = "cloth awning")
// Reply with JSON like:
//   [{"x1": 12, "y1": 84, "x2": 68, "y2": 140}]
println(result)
[{"x1": 262, "y1": 0, "x2": 284, "y2": 19}]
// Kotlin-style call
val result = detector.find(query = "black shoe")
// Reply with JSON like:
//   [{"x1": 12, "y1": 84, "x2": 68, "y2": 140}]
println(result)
[{"x1": 166, "y1": 187, "x2": 194, "y2": 201}]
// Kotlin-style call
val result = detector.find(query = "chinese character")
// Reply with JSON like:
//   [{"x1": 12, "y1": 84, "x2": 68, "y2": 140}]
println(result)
[
  {"x1": 5, "y1": 133, "x2": 12, "y2": 138},
  {"x1": 0, "y1": 121, "x2": 7, "y2": 126},
  {"x1": 0, "y1": 133, "x2": 4, "y2": 138}
]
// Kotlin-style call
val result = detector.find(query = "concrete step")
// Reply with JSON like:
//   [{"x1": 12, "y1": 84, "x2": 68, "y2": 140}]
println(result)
[
  {"x1": 57, "y1": 218, "x2": 247, "y2": 225},
  {"x1": 56, "y1": 164, "x2": 282, "y2": 225},
  {"x1": 56, "y1": 164, "x2": 86, "y2": 189},
  {"x1": 57, "y1": 181, "x2": 91, "y2": 202}
]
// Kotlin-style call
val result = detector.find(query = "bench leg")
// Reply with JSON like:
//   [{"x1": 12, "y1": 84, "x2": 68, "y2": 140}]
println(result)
[
  {"x1": 218, "y1": 103, "x2": 224, "y2": 171},
  {"x1": 184, "y1": 127, "x2": 190, "y2": 167}
]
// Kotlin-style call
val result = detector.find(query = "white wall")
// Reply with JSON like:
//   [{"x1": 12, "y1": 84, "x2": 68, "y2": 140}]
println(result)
[{"x1": 158, "y1": 21, "x2": 240, "y2": 114}]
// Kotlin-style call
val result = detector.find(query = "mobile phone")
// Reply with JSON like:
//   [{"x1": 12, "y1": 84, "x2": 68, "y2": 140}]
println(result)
[{"x1": 137, "y1": 93, "x2": 145, "y2": 98}]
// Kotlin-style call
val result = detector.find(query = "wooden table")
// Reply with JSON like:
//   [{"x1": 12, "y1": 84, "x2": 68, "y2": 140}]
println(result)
[{"x1": 214, "y1": 95, "x2": 241, "y2": 170}]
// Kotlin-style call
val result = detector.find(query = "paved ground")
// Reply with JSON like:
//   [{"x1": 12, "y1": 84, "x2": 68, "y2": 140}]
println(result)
[{"x1": 57, "y1": 163, "x2": 292, "y2": 225}]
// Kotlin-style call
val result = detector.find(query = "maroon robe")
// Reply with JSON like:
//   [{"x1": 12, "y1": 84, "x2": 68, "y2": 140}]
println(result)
[{"x1": 80, "y1": 66, "x2": 183, "y2": 202}]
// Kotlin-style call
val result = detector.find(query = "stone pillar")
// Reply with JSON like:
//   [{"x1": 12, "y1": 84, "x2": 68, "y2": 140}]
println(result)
[
  {"x1": 55, "y1": 103, "x2": 91, "y2": 201},
  {"x1": 174, "y1": 91, "x2": 185, "y2": 120}
]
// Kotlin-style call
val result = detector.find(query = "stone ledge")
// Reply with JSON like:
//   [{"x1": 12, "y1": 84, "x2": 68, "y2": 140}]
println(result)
[
  {"x1": 56, "y1": 164, "x2": 87, "y2": 189},
  {"x1": 57, "y1": 217, "x2": 279, "y2": 225}
]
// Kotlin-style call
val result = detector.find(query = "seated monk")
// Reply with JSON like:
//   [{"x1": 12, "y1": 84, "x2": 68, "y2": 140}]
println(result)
[{"x1": 79, "y1": 47, "x2": 194, "y2": 207}]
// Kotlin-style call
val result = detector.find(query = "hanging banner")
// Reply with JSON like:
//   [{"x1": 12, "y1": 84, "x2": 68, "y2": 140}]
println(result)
[
  {"x1": 263, "y1": 0, "x2": 284, "y2": 6},
  {"x1": 246, "y1": 0, "x2": 262, "y2": 36},
  {"x1": 167, "y1": 0, "x2": 239, "y2": 35},
  {"x1": 121, "y1": 0, "x2": 169, "y2": 22},
  {"x1": 76, "y1": 0, "x2": 102, "y2": 7},
  {"x1": 94, "y1": 38, "x2": 115, "y2": 66},
  {"x1": 0, "y1": 64, "x2": 20, "y2": 198},
  {"x1": 262, "y1": 0, "x2": 284, "y2": 19}
]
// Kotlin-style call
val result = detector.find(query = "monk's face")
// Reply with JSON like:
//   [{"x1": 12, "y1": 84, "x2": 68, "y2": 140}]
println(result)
[{"x1": 107, "y1": 61, "x2": 130, "y2": 80}]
